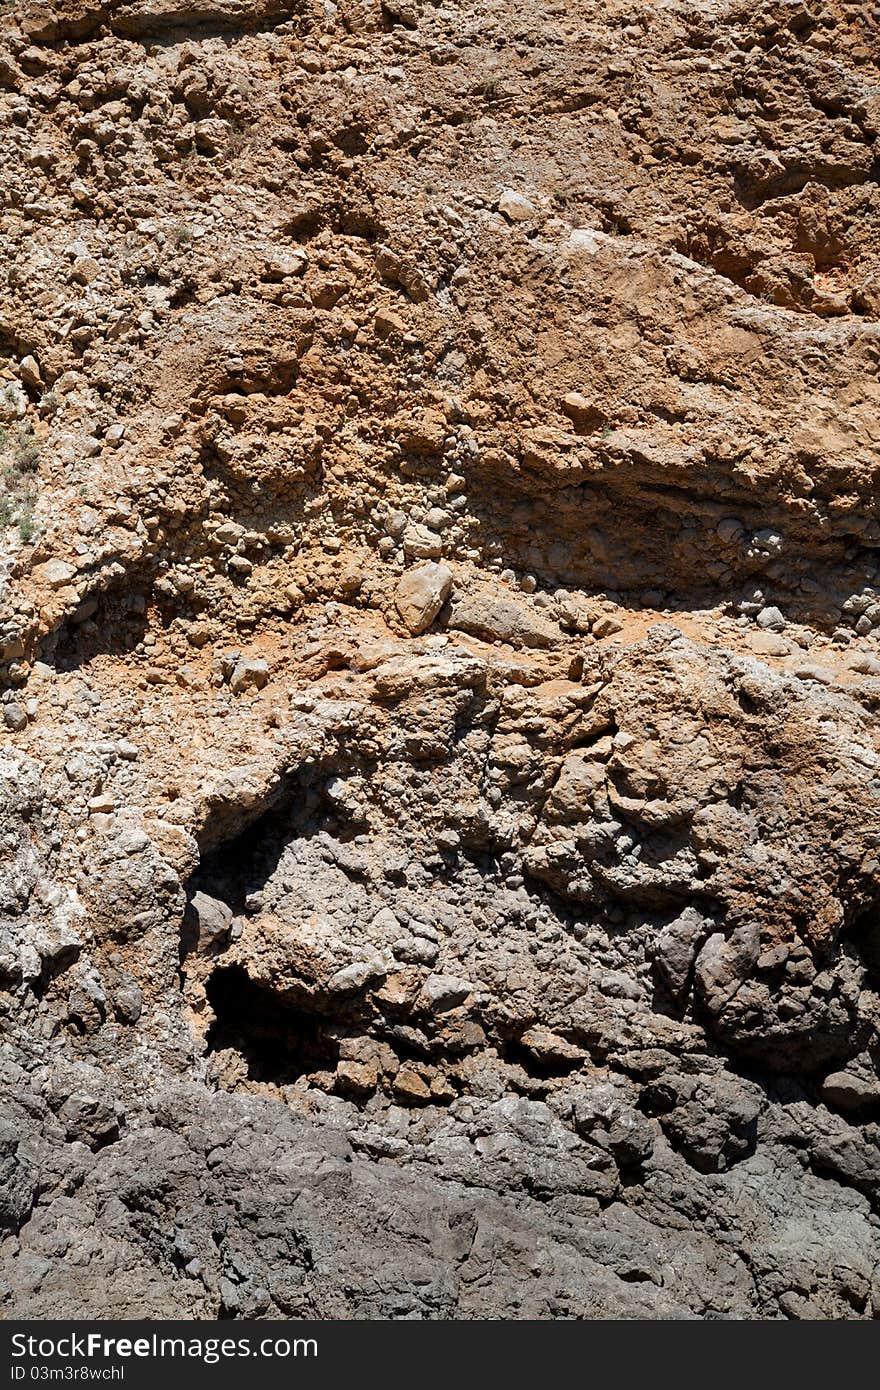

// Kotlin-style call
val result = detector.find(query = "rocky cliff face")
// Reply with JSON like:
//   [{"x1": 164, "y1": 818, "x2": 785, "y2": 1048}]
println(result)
[{"x1": 1, "y1": 0, "x2": 880, "y2": 1319}]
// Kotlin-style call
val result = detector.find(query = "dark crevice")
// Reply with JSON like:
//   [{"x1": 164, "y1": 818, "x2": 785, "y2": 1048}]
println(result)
[
  {"x1": 30, "y1": 942, "x2": 82, "y2": 1000},
  {"x1": 498, "y1": 1038, "x2": 584, "y2": 1080},
  {"x1": 192, "y1": 750, "x2": 368, "y2": 862},
  {"x1": 22, "y1": 3, "x2": 307, "y2": 49},
  {"x1": 192, "y1": 787, "x2": 303, "y2": 911},
  {"x1": 206, "y1": 965, "x2": 344, "y2": 1085},
  {"x1": 40, "y1": 584, "x2": 152, "y2": 672},
  {"x1": 847, "y1": 905, "x2": 880, "y2": 989},
  {"x1": 735, "y1": 162, "x2": 880, "y2": 213},
  {"x1": 462, "y1": 461, "x2": 880, "y2": 624}
]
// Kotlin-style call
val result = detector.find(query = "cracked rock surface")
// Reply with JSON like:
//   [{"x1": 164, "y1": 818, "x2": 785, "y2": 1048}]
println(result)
[{"x1": 1, "y1": 0, "x2": 880, "y2": 1319}]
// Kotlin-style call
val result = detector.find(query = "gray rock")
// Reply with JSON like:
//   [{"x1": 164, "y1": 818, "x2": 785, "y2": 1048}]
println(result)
[
  {"x1": 18, "y1": 355, "x2": 42, "y2": 389},
  {"x1": 791, "y1": 662, "x2": 834, "y2": 684},
  {"x1": 821, "y1": 1069, "x2": 880, "y2": 1112},
  {"x1": 757, "y1": 606, "x2": 786, "y2": 630},
  {"x1": 112, "y1": 982, "x2": 143, "y2": 1024},
  {"x1": 36, "y1": 560, "x2": 76, "y2": 589},
  {"x1": 395, "y1": 562, "x2": 453, "y2": 635},
  {"x1": 446, "y1": 592, "x2": 561, "y2": 649},
  {"x1": 3, "y1": 705, "x2": 27, "y2": 732},
  {"x1": 325, "y1": 959, "x2": 386, "y2": 993},
  {"x1": 498, "y1": 189, "x2": 536, "y2": 221},
  {"x1": 229, "y1": 657, "x2": 270, "y2": 694},
  {"x1": 644, "y1": 1073, "x2": 762, "y2": 1173},
  {"x1": 653, "y1": 908, "x2": 708, "y2": 1000},
  {"x1": 0, "y1": 1115, "x2": 37, "y2": 1234},
  {"x1": 420, "y1": 973, "x2": 473, "y2": 1011},
  {"x1": 402, "y1": 524, "x2": 443, "y2": 560},
  {"x1": 592, "y1": 613, "x2": 623, "y2": 638},
  {"x1": 186, "y1": 891, "x2": 233, "y2": 952},
  {"x1": 57, "y1": 1093, "x2": 120, "y2": 1151}
]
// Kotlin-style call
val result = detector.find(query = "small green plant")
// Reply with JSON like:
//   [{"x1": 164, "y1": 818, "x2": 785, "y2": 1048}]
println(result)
[
  {"x1": 178, "y1": 148, "x2": 200, "y2": 176},
  {"x1": 168, "y1": 221, "x2": 194, "y2": 248},
  {"x1": 224, "y1": 119, "x2": 255, "y2": 160},
  {"x1": 0, "y1": 422, "x2": 40, "y2": 542},
  {"x1": 13, "y1": 424, "x2": 40, "y2": 473},
  {"x1": 601, "y1": 424, "x2": 614, "y2": 438}
]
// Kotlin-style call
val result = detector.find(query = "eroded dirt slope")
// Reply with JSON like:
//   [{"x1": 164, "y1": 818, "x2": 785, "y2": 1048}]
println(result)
[{"x1": 1, "y1": 0, "x2": 880, "y2": 1319}]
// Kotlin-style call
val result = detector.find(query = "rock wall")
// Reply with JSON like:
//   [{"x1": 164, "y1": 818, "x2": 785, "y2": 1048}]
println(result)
[{"x1": 1, "y1": 0, "x2": 879, "y2": 1319}]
